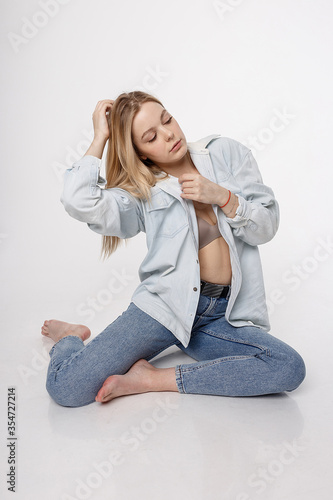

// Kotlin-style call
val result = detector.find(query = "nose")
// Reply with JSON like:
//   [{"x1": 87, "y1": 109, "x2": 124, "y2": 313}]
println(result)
[{"x1": 161, "y1": 125, "x2": 174, "y2": 141}]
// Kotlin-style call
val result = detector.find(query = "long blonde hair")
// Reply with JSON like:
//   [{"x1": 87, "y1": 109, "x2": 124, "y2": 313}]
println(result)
[{"x1": 101, "y1": 91, "x2": 169, "y2": 259}]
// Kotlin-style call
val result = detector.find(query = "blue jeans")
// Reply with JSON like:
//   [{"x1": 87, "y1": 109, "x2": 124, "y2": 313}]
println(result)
[{"x1": 46, "y1": 294, "x2": 306, "y2": 407}]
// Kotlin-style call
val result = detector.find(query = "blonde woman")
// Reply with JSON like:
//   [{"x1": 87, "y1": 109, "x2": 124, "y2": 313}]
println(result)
[{"x1": 41, "y1": 91, "x2": 306, "y2": 407}]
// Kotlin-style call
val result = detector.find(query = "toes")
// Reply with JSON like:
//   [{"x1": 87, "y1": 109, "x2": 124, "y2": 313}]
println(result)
[
  {"x1": 96, "y1": 375, "x2": 119, "y2": 403},
  {"x1": 95, "y1": 392, "x2": 105, "y2": 403},
  {"x1": 100, "y1": 393, "x2": 112, "y2": 403},
  {"x1": 102, "y1": 377, "x2": 111, "y2": 387},
  {"x1": 41, "y1": 326, "x2": 49, "y2": 336},
  {"x1": 96, "y1": 386, "x2": 106, "y2": 399},
  {"x1": 96, "y1": 386, "x2": 111, "y2": 403}
]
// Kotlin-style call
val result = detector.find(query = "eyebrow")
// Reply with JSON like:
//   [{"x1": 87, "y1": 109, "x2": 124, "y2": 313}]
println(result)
[{"x1": 141, "y1": 109, "x2": 168, "y2": 140}]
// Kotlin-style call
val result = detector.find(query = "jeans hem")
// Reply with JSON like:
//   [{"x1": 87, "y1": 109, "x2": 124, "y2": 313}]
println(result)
[
  {"x1": 175, "y1": 365, "x2": 186, "y2": 393},
  {"x1": 49, "y1": 335, "x2": 83, "y2": 357}
]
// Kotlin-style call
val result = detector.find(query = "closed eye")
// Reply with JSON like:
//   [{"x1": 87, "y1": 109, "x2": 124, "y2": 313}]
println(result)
[{"x1": 148, "y1": 116, "x2": 173, "y2": 143}]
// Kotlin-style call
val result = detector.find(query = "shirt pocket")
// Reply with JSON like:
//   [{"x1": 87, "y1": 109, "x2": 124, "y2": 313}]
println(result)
[{"x1": 146, "y1": 192, "x2": 188, "y2": 238}]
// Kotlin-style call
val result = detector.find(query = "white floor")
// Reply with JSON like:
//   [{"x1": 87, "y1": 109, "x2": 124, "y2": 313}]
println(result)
[{"x1": 1, "y1": 263, "x2": 332, "y2": 500}]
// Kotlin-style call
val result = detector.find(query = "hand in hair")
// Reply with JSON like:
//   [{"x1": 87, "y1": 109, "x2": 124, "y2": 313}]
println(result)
[
  {"x1": 91, "y1": 99, "x2": 114, "y2": 142},
  {"x1": 84, "y1": 100, "x2": 114, "y2": 159}
]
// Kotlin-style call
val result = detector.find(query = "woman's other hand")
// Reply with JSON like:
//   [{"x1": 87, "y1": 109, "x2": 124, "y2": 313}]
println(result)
[
  {"x1": 84, "y1": 99, "x2": 114, "y2": 159},
  {"x1": 92, "y1": 99, "x2": 114, "y2": 142},
  {"x1": 178, "y1": 172, "x2": 239, "y2": 217}
]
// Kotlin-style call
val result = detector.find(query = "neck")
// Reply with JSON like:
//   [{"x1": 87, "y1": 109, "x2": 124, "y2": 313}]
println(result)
[{"x1": 158, "y1": 151, "x2": 198, "y2": 178}]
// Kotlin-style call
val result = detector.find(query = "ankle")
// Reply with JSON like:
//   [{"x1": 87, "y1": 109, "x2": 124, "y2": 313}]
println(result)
[{"x1": 147, "y1": 366, "x2": 176, "y2": 392}]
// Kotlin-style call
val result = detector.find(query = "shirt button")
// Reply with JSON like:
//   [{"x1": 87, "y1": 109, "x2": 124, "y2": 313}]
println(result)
[{"x1": 193, "y1": 287, "x2": 198, "y2": 291}]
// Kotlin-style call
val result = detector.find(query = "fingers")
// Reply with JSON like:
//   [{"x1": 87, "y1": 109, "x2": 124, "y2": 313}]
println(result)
[
  {"x1": 93, "y1": 99, "x2": 115, "y2": 116},
  {"x1": 95, "y1": 99, "x2": 114, "y2": 109},
  {"x1": 178, "y1": 172, "x2": 199, "y2": 183},
  {"x1": 180, "y1": 180, "x2": 199, "y2": 194},
  {"x1": 96, "y1": 99, "x2": 114, "y2": 105}
]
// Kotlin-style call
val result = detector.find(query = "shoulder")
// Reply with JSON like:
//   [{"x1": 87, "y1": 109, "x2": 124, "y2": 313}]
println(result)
[
  {"x1": 208, "y1": 136, "x2": 250, "y2": 163},
  {"x1": 187, "y1": 134, "x2": 250, "y2": 163},
  {"x1": 187, "y1": 134, "x2": 222, "y2": 152}
]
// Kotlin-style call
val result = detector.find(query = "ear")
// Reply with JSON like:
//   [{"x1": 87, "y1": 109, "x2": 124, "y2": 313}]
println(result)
[{"x1": 140, "y1": 155, "x2": 147, "y2": 160}]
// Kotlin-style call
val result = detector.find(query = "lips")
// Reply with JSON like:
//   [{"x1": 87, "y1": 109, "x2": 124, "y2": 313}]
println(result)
[{"x1": 170, "y1": 139, "x2": 181, "y2": 152}]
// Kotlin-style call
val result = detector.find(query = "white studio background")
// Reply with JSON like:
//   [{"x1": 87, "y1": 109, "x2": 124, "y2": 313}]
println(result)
[{"x1": 1, "y1": 1, "x2": 333, "y2": 499}]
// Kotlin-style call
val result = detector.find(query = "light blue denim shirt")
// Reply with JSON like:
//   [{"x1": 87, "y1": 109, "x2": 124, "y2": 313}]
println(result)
[{"x1": 60, "y1": 135, "x2": 279, "y2": 348}]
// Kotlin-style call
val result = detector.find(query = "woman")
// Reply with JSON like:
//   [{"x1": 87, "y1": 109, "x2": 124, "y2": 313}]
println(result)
[{"x1": 42, "y1": 91, "x2": 306, "y2": 407}]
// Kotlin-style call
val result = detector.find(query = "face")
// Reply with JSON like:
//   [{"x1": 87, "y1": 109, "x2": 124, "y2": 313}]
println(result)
[{"x1": 131, "y1": 101, "x2": 187, "y2": 168}]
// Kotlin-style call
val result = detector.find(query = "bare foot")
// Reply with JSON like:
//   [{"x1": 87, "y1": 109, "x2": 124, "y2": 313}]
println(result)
[
  {"x1": 95, "y1": 359, "x2": 177, "y2": 403},
  {"x1": 41, "y1": 319, "x2": 91, "y2": 343}
]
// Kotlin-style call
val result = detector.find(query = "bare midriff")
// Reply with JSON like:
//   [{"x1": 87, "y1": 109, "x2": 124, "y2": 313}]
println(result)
[{"x1": 193, "y1": 201, "x2": 232, "y2": 285}]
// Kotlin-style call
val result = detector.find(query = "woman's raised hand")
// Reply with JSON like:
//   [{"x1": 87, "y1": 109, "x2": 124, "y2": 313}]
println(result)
[
  {"x1": 92, "y1": 99, "x2": 115, "y2": 142},
  {"x1": 84, "y1": 100, "x2": 115, "y2": 159}
]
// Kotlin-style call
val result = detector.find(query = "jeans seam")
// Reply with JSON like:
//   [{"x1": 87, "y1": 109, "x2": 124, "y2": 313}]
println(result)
[
  {"x1": 145, "y1": 339, "x2": 180, "y2": 361},
  {"x1": 201, "y1": 297, "x2": 215, "y2": 314},
  {"x1": 180, "y1": 355, "x2": 256, "y2": 373},
  {"x1": 199, "y1": 327, "x2": 271, "y2": 356},
  {"x1": 175, "y1": 365, "x2": 186, "y2": 393},
  {"x1": 49, "y1": 336, "x2": 84, "y2": 372},
  {"x1": 192, "y1": 297, "x2": 215, "y2": 330}
]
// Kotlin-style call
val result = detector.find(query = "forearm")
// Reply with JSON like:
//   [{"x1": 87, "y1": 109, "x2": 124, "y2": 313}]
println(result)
[
  {"x1": 84, "y1": 135, "x2": 108, "y2": 159},
  {"x1": 226, "y1": 194, "x2": 279, "y2": 245},
  {"x1": 215, "y1": 185, "x2": 279, "y2": 245}
]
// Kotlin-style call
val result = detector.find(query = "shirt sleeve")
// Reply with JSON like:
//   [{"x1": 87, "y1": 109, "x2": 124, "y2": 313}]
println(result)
[
  {"x1": 225, "y1": 148, "x2": 280, "y2": 246},
  {"x1": 60, "y1": 155, "x2": 145, "y2": 238}
]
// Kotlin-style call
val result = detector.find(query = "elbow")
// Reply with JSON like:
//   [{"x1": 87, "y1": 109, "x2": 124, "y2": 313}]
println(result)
[
  {"x1": 60, "y1": 192, "x2": 79, "y2": 218},
  {"x1": 60, "y1": 192, "x2": 95, "y2": 223},
  {"x1": 60, "y1": 192, "x2": 71, "y2": 213},
  {"x1": 254, "y1": 217, "x2": 279, "y2": 244},
  {"x1": 236, "y1": 219, "x2": 279, "y2": 246},
  {"x1": 248, "y1": 206, "x2": 279, "y2": 245},
  {"x1": 252, "y1": 222, "x2": 279, "y2": 245},
  {"x1": 60, "y1": 185, "x2": 79, "y2": 214}
]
